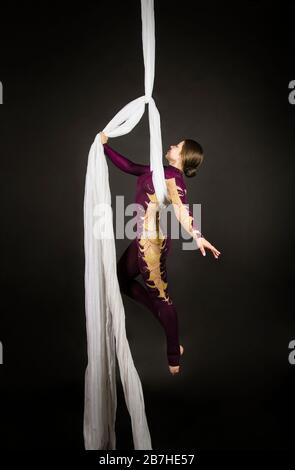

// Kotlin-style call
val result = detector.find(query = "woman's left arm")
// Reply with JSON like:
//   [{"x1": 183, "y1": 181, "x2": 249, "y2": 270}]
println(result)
[
  {"x1": 99, "y1": 131, "x2": 150, "y2": 176},
  {"x1": 103, "y1": 143, "x2": 150, "y2": 176}
]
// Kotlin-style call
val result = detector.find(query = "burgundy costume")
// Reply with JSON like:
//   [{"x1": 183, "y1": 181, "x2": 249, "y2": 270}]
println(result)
[{"x1": 103, "y1": 143, "x2": 202, "y2": 366}]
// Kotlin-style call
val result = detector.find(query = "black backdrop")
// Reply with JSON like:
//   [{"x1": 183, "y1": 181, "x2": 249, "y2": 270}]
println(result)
[{"x1": 0, "y1": 0, "x2": 294, "y2": 452}]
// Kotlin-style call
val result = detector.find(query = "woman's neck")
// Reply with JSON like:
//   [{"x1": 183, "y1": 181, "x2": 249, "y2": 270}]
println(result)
[{"x1": 168, "y1": 162, "x2": 184, "y2": 174}]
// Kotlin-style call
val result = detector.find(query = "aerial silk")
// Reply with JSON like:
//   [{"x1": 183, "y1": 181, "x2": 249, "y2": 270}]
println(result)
[{"x1": 83, "y1": 0, "x2": 170, "y2": 450}]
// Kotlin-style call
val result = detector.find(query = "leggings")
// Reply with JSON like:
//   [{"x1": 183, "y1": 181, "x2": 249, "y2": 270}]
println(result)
[{"x1": 117, "y1": 237, "x2": 181, "y2": 366}]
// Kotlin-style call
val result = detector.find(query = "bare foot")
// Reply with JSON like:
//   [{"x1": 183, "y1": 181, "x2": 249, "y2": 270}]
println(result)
[
  {"x1": 168, "y1": 345, "x2": 184, "y2": 375},
  {"x1": 169, "y1": 365, "x2": 180, "y2": 375}
]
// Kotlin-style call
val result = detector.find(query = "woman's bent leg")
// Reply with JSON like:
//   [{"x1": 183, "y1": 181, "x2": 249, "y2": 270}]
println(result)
[{"x1": 117, "y1": 238, "x2": 155, "y2": 313}]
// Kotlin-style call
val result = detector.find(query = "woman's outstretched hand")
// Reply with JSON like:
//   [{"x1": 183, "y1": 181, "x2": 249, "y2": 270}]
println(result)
[
  {"x1": 197, "y1": 237, "x2": 221, "y2": 259},
  {"x1": 100, "y1": 131, "x2": 109, "y2": 144}
]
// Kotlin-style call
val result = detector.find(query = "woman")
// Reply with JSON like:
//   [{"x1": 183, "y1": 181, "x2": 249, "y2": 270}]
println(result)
[{"x1": 100, "y1": 131, "x2": 221, "y2": 375}]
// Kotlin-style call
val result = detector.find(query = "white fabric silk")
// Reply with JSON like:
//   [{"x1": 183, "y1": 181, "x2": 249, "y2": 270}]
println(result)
[{"x1": 83, "y1": 0, "x2": 168, "y2": 450}]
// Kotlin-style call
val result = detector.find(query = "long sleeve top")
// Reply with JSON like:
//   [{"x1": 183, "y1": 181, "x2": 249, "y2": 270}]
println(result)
[{"x1": 103, "y1": 143, "x2": 203, "y2": 241}]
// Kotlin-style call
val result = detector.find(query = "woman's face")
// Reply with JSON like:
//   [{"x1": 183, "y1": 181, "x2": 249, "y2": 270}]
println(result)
[{"x1": 165, "y1": 140, "x2": 185, "y2": 165}]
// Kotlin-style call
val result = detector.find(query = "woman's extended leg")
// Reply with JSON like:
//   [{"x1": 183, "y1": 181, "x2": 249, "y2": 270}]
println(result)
[
  {"x1": 117, "y1": 237, "x2": 181, "y2": 368},
  {"x1": 136, "y1": 236, "x2": 181, "y2": 367}
]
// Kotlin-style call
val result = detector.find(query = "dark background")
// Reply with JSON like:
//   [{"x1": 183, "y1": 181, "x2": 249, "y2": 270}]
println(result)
[{"x1": 0, "y1": 0, "x2": 294, "y2": 451}]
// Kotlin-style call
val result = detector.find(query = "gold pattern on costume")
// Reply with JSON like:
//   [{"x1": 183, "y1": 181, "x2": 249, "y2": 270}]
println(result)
[{"x1": 138, "y1": 191, "x2": 172, "y2": 304}]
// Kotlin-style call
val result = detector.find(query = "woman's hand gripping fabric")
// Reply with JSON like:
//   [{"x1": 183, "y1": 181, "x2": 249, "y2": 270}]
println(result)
[{"x1": 100, "y1": 131, "x2": 109, "y2": 144}]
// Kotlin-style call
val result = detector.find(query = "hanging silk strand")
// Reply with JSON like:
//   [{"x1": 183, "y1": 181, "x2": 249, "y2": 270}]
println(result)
[{"x1": 83, "y1": 0, "x2": 168, "y2": 450}]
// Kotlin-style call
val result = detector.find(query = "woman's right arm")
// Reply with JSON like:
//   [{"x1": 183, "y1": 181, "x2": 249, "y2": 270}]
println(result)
[
  {"x1": 102, "y1": 143, "x2": 150, "y2": 176},
  {"x1": 166, "y1": 176, "x2": 204, "y2": 241},
  {"x1": 167, "y1": 175, "x2": 221, "y2": 259}
]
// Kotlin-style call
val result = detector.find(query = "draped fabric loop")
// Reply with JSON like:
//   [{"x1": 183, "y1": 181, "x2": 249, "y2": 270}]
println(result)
[{"x1": 83, "y1": 0, "x2": 168, "y2": 450}]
